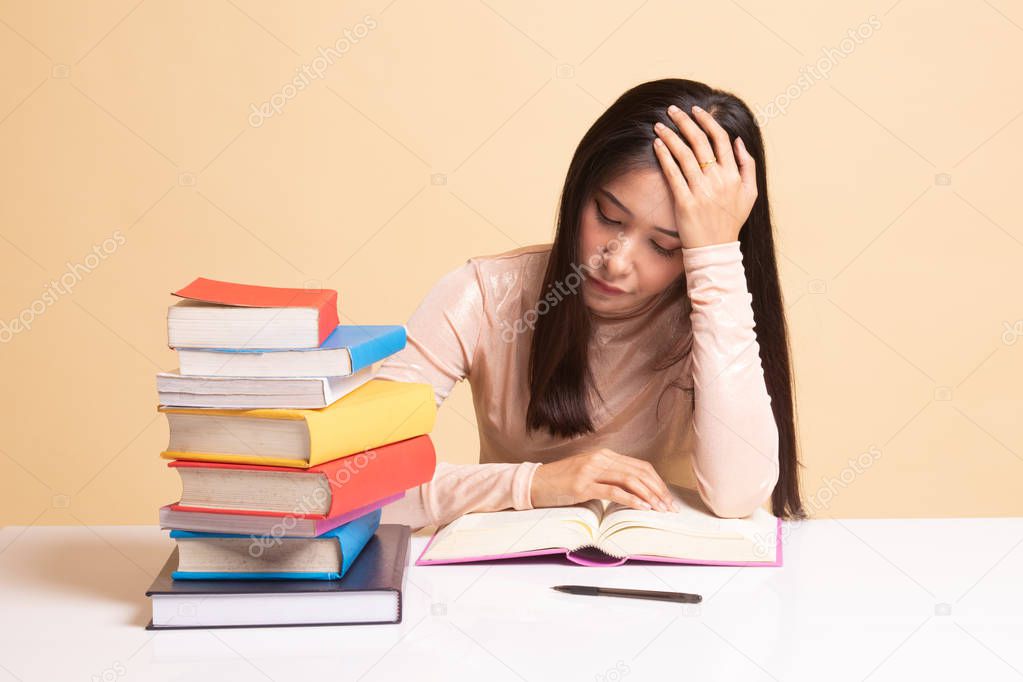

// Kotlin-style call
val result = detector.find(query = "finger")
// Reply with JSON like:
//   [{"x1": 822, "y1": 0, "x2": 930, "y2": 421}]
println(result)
[
  {"x1": 597, "y1": 468, "x2": 665, "y2": 511},
  {"x1": 654, "y1": 121, "x2": 702, "y2": 192},
  {"x1": 667, "y1": 105, "x2": 716, "y2": 167},
  {"x1": 590, "y1": 449, "x2": 672, "y2": 508},
  {"x1": 652, "y1": 135, "x2": 692, "y2": 201},
  {"x1": 591, "y1": 483, "x2": 651, "y2": 511},
  {"x1": 602, "y1": 458, "x2": 674, "y2": 512},
  {"x1": 608, "y1": 454, "x2": 675, "y2": 509},
  {"x1": 734, "y1": 136, "x2": 757, "y2": 195},
  {"x1": 690, "y1": 105, "x2": 736, "y2": 171}
]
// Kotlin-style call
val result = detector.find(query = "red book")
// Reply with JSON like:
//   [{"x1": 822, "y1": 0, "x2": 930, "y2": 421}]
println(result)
[
  {"x1": 167, "y1": 434, "x2": 436, "y2": 519},
  {"x1": 172, "y1": 277, "x2": 339, "y2": 347}
]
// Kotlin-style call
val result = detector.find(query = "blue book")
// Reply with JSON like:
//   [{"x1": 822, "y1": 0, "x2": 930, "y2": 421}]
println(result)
[
  {"x1": 175, "y1": 325, "x2": 407, "y2": 377},
  {"x1": 170, "y1": 508, "x2": 381, "y2": 580}
]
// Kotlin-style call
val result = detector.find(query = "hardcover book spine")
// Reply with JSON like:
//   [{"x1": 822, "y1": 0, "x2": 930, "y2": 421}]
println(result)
[
  {"x1": 323, "y1": 435, "x2": 436, "y2": 517},
  {"x1": 305, "y1": 383, "x2": 436, "y2": 466},
  {"x1": 317, "y1": 291, "x2": 339, "y2": 345},
  {"x1": 348, "y1": 326, "x2": 406, "y2": 372}
]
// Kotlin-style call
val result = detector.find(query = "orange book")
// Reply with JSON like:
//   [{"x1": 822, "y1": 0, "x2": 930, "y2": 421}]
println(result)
[
  {"x1": 166, "y1": 434, "x2": 436, "y2": 519},
  {"x1": 170, "y1": 277, "x2": 339, "y2": 348}
]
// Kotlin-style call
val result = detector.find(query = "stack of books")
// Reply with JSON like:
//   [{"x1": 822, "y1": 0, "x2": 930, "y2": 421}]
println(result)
[{"x1": 145, "y1": 277, "x2": 437, "y2": 629}]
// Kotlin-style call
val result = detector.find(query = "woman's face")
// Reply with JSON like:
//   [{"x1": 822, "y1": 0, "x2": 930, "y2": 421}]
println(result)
[{"x1": 579, "y1": 167, "x2": 685, "y2": 316}]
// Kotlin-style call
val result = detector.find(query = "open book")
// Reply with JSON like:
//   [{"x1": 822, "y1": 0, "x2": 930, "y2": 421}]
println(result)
[{"x1": 416, "y1": 486, "x2": 782, "y2": 567}]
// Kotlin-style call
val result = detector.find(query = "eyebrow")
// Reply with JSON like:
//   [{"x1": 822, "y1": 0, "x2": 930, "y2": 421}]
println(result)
[{"x1": 597, "y1": 188, "x2": 680, "y2": 240}]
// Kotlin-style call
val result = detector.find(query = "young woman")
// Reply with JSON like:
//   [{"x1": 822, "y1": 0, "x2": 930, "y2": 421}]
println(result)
[{"x1": 376, "y1": 78, "x2": 804, "y2": 531}]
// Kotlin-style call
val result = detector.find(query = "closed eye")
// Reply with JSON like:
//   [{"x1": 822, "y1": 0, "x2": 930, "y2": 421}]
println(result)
[
  {"x1": 650, "y1": 239, "x2": 681, "y2": 258},
  {"x1": 595, "y1": 200, "x2": 621, "y2": 225}
]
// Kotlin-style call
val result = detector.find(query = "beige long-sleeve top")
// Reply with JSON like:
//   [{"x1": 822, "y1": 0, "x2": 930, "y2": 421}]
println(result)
[{"x1": 376, "y1": 240, "x2": 780, "y2": 531}]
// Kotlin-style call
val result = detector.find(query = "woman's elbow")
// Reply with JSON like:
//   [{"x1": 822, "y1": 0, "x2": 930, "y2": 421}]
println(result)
[
  {"x1": 698, "y1": 472, "x2": 777, "y2": 519},
  {"x1": 702, "y1": 491, "x2": 768, "y2": 519}
]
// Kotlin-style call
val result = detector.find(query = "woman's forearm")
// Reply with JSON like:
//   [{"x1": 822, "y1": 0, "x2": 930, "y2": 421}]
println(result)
[
  {"x1": 682, "y1": 240, "x2": 780, "y2": 518},
  {"x1": 380, "y1": 460, "x2": 542, "y2": 531}
]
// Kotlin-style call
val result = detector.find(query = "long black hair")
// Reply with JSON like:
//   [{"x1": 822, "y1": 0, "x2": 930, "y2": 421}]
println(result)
[{"x1": 525, "y1": 78, "x2": 804, "y2": 519}]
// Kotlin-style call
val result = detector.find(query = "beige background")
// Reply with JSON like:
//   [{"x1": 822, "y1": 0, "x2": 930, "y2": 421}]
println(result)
[{"x1": 0, "y1": 1, "x2": 1020, "y2": 526}]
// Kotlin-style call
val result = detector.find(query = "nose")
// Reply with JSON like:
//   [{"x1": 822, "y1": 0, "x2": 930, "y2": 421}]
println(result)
[{"x1": 602, "y1": 237, "x2": 632, "y2": 279}]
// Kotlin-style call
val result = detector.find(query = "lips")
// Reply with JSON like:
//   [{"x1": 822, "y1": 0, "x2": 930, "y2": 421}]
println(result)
[{"x1": 587, "y1": 275, "x2": 625, "y2": 295}]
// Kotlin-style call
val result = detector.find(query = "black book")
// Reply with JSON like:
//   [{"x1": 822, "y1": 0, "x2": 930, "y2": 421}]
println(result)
[{"x1": 145, "y1": 524, "x2": 411, "y2": 629}]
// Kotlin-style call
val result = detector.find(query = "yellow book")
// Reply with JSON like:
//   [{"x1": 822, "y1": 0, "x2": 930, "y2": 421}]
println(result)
[{"x1": 159, "y1": 379, "x2": 436, "y2": 468}]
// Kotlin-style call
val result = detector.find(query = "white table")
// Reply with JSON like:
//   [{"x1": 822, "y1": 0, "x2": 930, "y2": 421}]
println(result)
[{"x1": 0, "y1": 518, "x2": 1021, "y2": 681}]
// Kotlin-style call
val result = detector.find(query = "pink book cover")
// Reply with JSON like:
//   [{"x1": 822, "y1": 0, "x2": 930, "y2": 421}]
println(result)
[
  {"x1": 415, "y1": 517, "x2": 783, "y2": 568},
  {"x1": 159, "y1": 492, "x2": 404, "y2": 536}
]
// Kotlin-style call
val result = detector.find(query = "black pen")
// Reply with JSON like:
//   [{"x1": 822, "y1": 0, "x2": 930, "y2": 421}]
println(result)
[{"x1": 552, "y1": 585, "x2": 702, "y2": 604}]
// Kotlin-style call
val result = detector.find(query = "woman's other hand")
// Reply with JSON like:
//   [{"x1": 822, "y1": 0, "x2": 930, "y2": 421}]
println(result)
[
  {"x1": 652, "y1": 104, "x2": 758, "y2": 249},
  {"x1": 530, "y1": 448, "x2": 677, "y2": 512}
]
